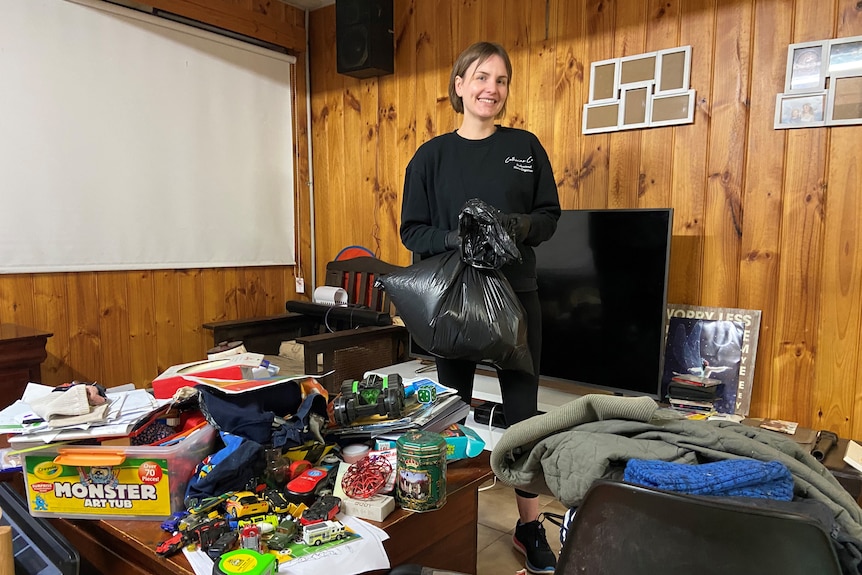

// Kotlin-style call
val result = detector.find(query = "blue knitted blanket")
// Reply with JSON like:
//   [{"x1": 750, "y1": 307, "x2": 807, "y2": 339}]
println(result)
[{"x1": 624, "y1": 458, "x2": 794, "y2": 500}]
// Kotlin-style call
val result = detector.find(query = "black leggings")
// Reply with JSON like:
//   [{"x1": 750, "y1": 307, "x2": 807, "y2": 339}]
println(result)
[{"x1": 435, "y1": 290, "x2": 542, "y2": 499}]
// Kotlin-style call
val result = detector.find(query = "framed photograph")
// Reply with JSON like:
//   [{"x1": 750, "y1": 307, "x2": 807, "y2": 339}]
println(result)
[
  {"x1": 662, "y1": 304, "x2": 762, "y2": 416},
  {"x1": 826, "y1": 72, "x2": 862, "y2": 125},
  {"x1": 774, "y1": 91, "x2": 827, "y2": 129},
  {"x1": 656, "y1": 46, "x2": 691, "y2": 94},
  {"x1": 589, "y1": 58, "x2": 619, "y2": 103},
  {"x1": 827, "y1": 35, "x2": 862, "y2": 74},
  {"x1": 785, "y1": 41, "x2": 826, "y2": 93}
]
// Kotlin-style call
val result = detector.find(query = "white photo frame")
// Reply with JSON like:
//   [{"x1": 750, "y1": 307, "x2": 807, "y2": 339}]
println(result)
[
  {"x1": 583, "y1": 101, "x2": 621, "y2": 134},
  {"x1": 620, "y1": 87, "x2": 650, "y2": 129},
  {"x1": 825, "y1": 72, "x2": 862, "y2": 125},
  {"x1": 589, "y1": 58, "x2": 620, "y2": 103},
  {"x1": 656, "y1": 46, "x2": 692, "y2": 94},
  {"x1": 649, "y1": 90, "x2": 695, "y2": 127},
  {"x1": 619, "y1": 52, "x2": 658, "y2": 87},
  {"x1": 785, "y1": 41, "x2": 827, "y2": 93},
  {"x1": 774, "y1": 91, "x2": 827, "y2": 129},
  {"x1": 827, "y1": 36, "x2": 862, "y2": 75}
]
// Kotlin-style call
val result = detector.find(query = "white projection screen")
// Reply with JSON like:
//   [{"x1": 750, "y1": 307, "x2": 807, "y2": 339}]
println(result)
[{"x1": 0, "y1": 0, "x2": 297, "y2": 273}]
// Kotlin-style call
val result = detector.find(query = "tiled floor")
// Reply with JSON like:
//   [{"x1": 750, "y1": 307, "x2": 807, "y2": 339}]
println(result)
[{"x1": 476, "y1": 478, "x2": 568, "y2": 575}]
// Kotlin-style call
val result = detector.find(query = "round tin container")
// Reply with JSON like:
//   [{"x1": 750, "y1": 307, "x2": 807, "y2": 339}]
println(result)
[{"x1": 395, "y1": 430, "x2": 447, "y2": 512}]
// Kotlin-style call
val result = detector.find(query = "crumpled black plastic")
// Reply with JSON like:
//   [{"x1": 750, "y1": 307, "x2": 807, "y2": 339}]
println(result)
[
  {"x1": 377, "y1": 199, "x2": 532, "y2": 373},
  {"x1": 458, "y1": 198, "x2": 521, "y2": 270}
]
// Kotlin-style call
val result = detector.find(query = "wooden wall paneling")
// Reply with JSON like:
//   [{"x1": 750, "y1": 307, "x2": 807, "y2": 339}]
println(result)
[
  {"x1": 769, "y1": 0, "x2": 835, "y2": 427},
  {"x1": 580, "y1": 0, "x2": 616, "y2": 208},
  {"x1": 315, "y1": 6, "x2": 347, "y2": 272},
  {"x1": 700, "y1": 1, "x2": 751, "y2": 307},
  {"x1": 96, "y1": 272, "x2": 132, "y2": 387},
  {"x1": 361, "y1": 78, "x2": 386, "y2": 258},
  {"x1": 499, "y1": 0, "x2": 530, "y2": 132},
  {"x1": 145, "y1": 0, "x2": 306, "y2": 52},
  {"x1": 415, "y1": 0, "x2": 440, "y2": 144},
  {"x1": 177, "y1": 269, "x2": 205, "y2": 365},
  {"x1": 0, "y1": 275, "x2": 36, "y2": 329},
  {"x1": 33, "y1": 274, "x2": 73, "y2": 385},
  {"x1": 452, "y1": 0, "x2": 483, "y2": 57},
  {"x1": 377, "y1": 75, "x2": 403, "y2": 264},
  {"x1": 67, "y1": 273, "x2": 102, "y2": 384},
  {"x1": 818, "y1": 0, "x2": 862, "y2": 435},
  {"x1": 638, "y1": 0, "x2": 679, "y2": 209},
  {"x1": 391, "y1": 0, "x2": 418, "y2": 266},
  {"x1": 665, "y1": 0, "x2": 714, "y2": 306},
  {"x1": 432, "y1": 0, "x2": 455, "y2": 137},
  {"x1": 153, "y1": 270, "x2": 183, "y2": 375},
  {"x1": 481, "y1": 0, "x2": 504, "y2": 44},
  {"x1": 737, "y1": 0, "x2": 792, "y2": 418},
  {"x1": 341, "y1": 76, "x2": 374, "y2": 253},
  {"x1": 608, "y1": 0, "x2": 647, "y2": 208},
  {"x1": 551, "y1": 0, "x2": 587, "y2": 209},
  {"x1": 818, "y1": 125, "x2": 862, "y2": 436},
  {"x1": 524, "y1": 1, "x2": 557, "y2": 163},
  {"x1": 292, "y1": 51, "x2": 314, "y2": 286},
  {"x1": 127, "y1": 271, "x2": 159, "y2": 388}
]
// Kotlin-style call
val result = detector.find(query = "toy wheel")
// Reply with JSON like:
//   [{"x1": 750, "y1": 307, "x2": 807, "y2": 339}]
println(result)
[
  {"x1": 314, "y1": 540, "x2": 322, "y2": 546},
  {"x1": 340, "y1": 379, "x2": 356, "y2": 396},
  {"x1": 384, "y1": 386, "x2": 404, "y2": 419},
  {"x1": 333, "y1": 395, "x2": 353, "y2": 427},
  {"x1": 335, "y1": 533, "x2": 344, "y2": 540}
]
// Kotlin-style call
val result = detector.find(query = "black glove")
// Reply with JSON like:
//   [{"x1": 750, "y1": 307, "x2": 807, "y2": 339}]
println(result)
[
  {"x1": 504, "y1": 213, "x2": 532, "y2": 242},
  {"x1": 444, "y1": 229, "x2": 462, "y2": 250}
]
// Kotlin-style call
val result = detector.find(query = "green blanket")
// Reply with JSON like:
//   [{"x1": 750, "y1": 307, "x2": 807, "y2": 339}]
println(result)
[{"x1": 490, "y1": 394, "x2": 862, "y2": 540}]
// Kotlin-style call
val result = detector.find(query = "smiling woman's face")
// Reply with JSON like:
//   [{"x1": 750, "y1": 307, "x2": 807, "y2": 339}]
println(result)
[{"x1": 455, "y1": 54, "x2": 509, "y2": 122}]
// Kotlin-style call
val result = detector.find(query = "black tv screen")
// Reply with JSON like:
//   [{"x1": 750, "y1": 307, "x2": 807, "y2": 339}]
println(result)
[
  {"x1": 535, "y1": 208, "x2": 672, "y2": 398},
  {"x1": 407, "y1": 208, "x2": 673, "y2": 399}
]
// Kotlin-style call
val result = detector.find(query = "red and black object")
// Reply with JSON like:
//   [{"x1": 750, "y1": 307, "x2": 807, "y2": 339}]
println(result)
[
  {"x1": 300, "y1": 495, "x2": 342, "y2": 526},
  {"x1": 285, "y1": 465, "x2": 336, "y2": 504}
]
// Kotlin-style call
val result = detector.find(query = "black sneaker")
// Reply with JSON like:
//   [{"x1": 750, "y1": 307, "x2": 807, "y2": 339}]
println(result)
[{"x1": 512, "y1": 515, "x2": 557, "y2": 574}]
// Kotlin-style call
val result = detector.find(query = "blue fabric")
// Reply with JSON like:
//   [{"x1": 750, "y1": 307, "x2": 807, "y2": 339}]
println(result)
[{"x1": 624, "y1": 458, "x2": 794, "y2": 501}]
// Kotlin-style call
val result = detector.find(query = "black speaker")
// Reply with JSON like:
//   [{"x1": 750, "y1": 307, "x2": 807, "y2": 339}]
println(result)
[{"x1": 336, "y1": 0, "x2": 394, "y2": 78}]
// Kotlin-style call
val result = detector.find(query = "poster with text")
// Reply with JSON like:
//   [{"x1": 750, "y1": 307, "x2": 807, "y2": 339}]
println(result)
[{"x1": 662, "y1": 305, "x2": 762, "y2": 415}]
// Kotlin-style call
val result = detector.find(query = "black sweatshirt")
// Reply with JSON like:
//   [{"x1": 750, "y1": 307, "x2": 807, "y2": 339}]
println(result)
[{"x1": 400, "y1": 126, "x2": 561, "y2": 291}]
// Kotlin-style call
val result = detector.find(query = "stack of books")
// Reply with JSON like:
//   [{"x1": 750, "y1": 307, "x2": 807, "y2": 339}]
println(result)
[{"x1": 666, "y1": 373, "x2": 723, "y2": 414}]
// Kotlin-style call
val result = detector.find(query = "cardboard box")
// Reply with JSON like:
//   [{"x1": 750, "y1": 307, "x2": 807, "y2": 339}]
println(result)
[{"x1": 23, "y1": 423, "x2": 217, "y2": 520}]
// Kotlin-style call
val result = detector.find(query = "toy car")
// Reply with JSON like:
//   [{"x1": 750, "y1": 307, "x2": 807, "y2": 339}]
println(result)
[
  {"x1": 301, "y1": 519, "x2": 346, "y2": 546},
  {"x1": 265, "y1": 530, "x2": 295, "y2": 551},
  {"x1": 160, "y1": 510, "x2": 189, "y2": 533},
  {"x1": 276, "y1": 516, "x2": 300, "y2": 539},
  {"x1": 285, "y1": 466, "x2": 336, "y2": 504},
  {"x1": 225, "y1": 491, "x2": 270, "y2": 519},
  {"x1": 261, "y1": 489, "x2": 291, "y2": 514},
  {"x1": 300, "y1": 495, "x2": 341, "y2": 526},
  {"x1": 206, "y1": 529, "x2": 239, "y2": 560},
  {"x1": 332, "y1": 374, "x2": 405, "y2": 426}
]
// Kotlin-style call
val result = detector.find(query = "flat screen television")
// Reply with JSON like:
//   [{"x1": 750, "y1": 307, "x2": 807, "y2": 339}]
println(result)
[{"x1": 409, "y1": 208, "x2": 673, "y2": 399}]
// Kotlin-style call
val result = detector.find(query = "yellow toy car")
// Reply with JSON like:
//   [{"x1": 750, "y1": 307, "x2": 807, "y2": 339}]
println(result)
[{"x1": 224, "y1": 491, "x2": 270, "y2": 519}]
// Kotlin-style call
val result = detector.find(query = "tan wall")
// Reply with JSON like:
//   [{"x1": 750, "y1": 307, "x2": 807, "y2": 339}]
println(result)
[
  {"x1": 306, "y1": 0, "x2": 862, "y2": 434},
  {"x1": 1, "y1": 0, "x2": 860, "y2": 436}
]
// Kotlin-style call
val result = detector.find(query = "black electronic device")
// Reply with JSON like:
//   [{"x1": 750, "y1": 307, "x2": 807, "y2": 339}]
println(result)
[
  {"x1": 333, "y1": 373, "x2": 406, "y2": 426},
  {"x1": 407, "y1": 208, "x2": 673, "y2": 400},
  {"x1": 335, "y1": 0, "x2": 394, "y2": 78},
  {"x1": 0, "y1": 482, "x2": 79, "y2": 575}
]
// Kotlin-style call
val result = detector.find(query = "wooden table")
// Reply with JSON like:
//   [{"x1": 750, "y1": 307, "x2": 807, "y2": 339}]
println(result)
[
  {"x1": 0, "y1": 324, "x2": 52, "y2": 409},
  {"x1": 50, "y1": 450, "x2": 494, "y2": 575}
]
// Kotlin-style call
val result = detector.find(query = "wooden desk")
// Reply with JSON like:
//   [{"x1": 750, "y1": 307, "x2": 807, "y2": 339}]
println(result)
[
  {"x1": 50, "y1": 451, "x2": 494, "y2": 575},
  {"x1": 0, "y1": 324, "x2": 52, "y2": 409}
]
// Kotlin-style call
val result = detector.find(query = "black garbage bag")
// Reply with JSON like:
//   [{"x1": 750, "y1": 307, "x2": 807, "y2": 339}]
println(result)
[
  {"x1": 377, "y1": 251, "x2": 532, "y2": 373},
  {"x1": 458, "y1": 198, "x2": 521, "y2": 269}
]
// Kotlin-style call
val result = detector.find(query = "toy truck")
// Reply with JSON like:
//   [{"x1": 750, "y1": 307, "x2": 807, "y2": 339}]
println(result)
[{"x1": 301, "y1": 520, "x2": 345, "y2": 546}]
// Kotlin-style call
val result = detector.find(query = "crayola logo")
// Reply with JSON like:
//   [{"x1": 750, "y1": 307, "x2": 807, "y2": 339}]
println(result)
[{"x1": 33, "y1": 461, "x2": 63, "y2": 480}]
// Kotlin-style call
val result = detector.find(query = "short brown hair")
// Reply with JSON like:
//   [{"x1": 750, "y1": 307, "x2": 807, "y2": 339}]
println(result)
[{"x1": 448, "y1": 42, "x2": 512, "y2": 118}]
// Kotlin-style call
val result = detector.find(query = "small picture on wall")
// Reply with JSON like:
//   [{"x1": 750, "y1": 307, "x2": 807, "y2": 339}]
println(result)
[
  {"x1": 774, "y1": 92, "x2": 827, "y2": 129},
  {"x1": 788, "y1": 44, "x2": 825, "y2": 91}
]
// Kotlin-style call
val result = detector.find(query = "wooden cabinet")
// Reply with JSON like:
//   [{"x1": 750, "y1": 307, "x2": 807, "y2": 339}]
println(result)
[{"x1": 0, "y1": 324, "x2": 52, "y2": 409}]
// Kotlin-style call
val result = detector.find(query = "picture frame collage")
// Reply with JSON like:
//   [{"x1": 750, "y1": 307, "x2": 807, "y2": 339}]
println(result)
[
  {"x1": 583, "y1": 46, "x2": 696, "y2": 134},
  {"x1": 775, "y1": 35, "x2": 862, "y2": 129}
]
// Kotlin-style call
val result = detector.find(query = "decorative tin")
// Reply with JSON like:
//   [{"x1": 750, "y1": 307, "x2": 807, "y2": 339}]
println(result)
[{"x1": 395, "y1": 430, "x2": 447, "y2": 512}]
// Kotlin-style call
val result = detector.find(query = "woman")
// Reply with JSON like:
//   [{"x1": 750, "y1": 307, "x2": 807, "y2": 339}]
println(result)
[{"x1": 400, "y1": 41, "x2": 561, "y2": 575}]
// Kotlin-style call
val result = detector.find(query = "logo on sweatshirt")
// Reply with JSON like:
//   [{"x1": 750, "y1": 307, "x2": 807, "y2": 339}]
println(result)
[{"x1": 505, "y1": 155, "x2": 534, "y2": 173}]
